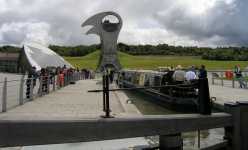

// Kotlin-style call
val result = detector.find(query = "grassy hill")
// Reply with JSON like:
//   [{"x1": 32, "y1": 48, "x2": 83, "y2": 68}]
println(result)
[{"x1": 64, "y1": 51, "x2": 248, "y2": 70}]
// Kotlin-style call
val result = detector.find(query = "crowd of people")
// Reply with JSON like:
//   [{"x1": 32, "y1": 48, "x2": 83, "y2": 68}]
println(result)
[
  {"x1": 26, "y1": 65, "x2": 95, "y2": 99},
  {"x1": 164, "y1": 65, "x2": 207, "y2": 85},
  {"x1": 25, "y1": 64, "x2": 247, "y2": 99},
  {"x1": 164, "y1": 64, "x2": 247, "y2": 89}
]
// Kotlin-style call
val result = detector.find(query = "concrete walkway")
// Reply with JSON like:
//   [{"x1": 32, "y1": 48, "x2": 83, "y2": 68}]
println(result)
[
  {"x1": 1, "y1": 78, "x2": 247, "y2": 117},
  {"x1": 209, "y1": 84, "x2": 248, "y2": 109},
  {"x1": 1, "y1": 78, "x2": 245, "y2": 149},
  {"x1": 0, "y1": 79, "x2": 147, "y2": 150},
  {"x1": 0, "y1": 79, "x2": 140, "y2": 119}
]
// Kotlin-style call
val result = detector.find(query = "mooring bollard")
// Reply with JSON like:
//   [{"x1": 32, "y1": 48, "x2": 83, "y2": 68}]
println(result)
[
  {"x1": 159, "y1": 133, "x2": 183, "y2": 150},
  {"x1": 19, "y1": 76, "x2": 24, "y2": 105},
  {"x1": 2, "y1": 77, "x2": 7, "y2": 112},
  {"x1": 198, "y1": 78, "x2": 212, "y2": 115}
]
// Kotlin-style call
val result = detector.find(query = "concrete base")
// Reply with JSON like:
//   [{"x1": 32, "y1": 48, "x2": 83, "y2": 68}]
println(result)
[{"x1": 159, "y1": 134, "x2": 183, "y2": 150}]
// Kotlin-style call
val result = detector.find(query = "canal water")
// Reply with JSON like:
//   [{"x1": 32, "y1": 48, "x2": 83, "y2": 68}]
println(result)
[{"x1": 124, "y1": 90, "x2": 225, "y2": 149}]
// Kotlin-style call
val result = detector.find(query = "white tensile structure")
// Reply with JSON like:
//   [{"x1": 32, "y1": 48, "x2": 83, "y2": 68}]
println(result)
[{"x1": 20, "y1": 42, "x2": 73, "y2": 71}]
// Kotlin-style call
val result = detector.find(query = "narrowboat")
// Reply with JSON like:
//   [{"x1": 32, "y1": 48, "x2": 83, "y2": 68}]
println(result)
[{"x1": 118, "y1": 69, "x2": 199, "y2": 112}]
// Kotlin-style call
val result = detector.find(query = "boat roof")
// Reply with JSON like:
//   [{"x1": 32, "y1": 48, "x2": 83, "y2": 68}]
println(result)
[{"x1": 121, "y1": 69, "x2": 165, "y2": 74}]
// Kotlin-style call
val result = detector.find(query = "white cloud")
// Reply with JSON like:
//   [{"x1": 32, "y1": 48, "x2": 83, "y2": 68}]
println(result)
[
  {"x1": 155, "y1": 0, "x2": 248, "y2": 46},
  {"x1": 0, "y1": 0, "x2": 247, "y2": 47},
  {"x1": 0, "y1": 22, "x2": 51, "y2": 46}
]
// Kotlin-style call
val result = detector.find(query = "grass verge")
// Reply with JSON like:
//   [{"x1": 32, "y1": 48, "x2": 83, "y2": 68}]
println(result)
[{"x1": 64, "y1": 51, "x2": 248, "y2": 70}]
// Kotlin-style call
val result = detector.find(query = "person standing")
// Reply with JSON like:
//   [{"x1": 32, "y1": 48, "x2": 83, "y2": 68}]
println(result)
[
  {"x1": 26, "y1": 67, "x2": 37, "y2": 99},
  {"x1": 185, "y1": 67, "x2": 197, "y2": 82},
  {"x1": 172, "y1": 65, "x2": 186, "y2": 84},
  {"x1": 58, "y1": 70, "x2": 64, "y2": 87},
  {"x1": 198, "y1": 65, "x2": 207, "y2": 79},
  {"x1": 109, "y1": 70, "x2": 115, "y2": 83},
  {"x1": 234, "y1": 65, "x2": 246, "y2": 88},
  {"x1": 31, "y1": 66, "x2": 38, "y2": 88},
  {"x1": 40, "y1": 68, "x2": 49, "y2": 93}
]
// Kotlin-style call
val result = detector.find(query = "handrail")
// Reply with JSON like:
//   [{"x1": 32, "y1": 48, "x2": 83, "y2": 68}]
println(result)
[
  {"x1": 88, "y1": 83, "x2": 198, "y2": 92},
  {"x1": 211, "y1": 72, "x2": 248, "y2": 88},
  {"x1": 1, "y1": 72, "x2": 83, "y2": 112},
  {"x1": 0, "y1": 75, "x2": 55, "y2": 84},
  {"x1": 208, "y1": 70, "x2": 248, "y2": 73}
]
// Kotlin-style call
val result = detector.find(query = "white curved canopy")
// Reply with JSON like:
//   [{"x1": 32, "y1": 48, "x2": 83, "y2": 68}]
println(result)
[{"x1": 23, "y1": 43, "x2": 73, "y2": 71}]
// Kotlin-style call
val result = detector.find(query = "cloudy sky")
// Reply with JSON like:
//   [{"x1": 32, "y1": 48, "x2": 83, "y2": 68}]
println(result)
[{"x1": 0, "y1": 0, "x2": 247, "y2": 47}]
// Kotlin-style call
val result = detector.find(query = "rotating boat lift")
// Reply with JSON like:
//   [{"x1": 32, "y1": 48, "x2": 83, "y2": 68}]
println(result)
[{"x1": 82, "y1": 11, "x2": 122, "y2": 72}]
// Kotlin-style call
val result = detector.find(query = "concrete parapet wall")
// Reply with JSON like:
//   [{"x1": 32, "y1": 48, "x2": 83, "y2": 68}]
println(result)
[{"x1": 0, "y1": 113, "x2": 231, "y2": 147}]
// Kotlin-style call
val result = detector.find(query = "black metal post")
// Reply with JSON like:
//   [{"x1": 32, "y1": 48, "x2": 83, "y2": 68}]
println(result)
[
  {"x1": 105, "y1": 74, "x2": 110, "y2": 117},
  {"x1": 102, "y1": 75, "x2": 106, "y2": 111},
  {"x1": 198, "y1": 78, "x2": 212, "y2": 115}
]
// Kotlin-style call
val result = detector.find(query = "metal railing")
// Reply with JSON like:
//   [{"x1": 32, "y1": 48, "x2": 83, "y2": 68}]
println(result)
[
  {"x1": 0, "y1": 72, "x2": 82, "y2": 113},
  {"x1": 211, "y1": 71, "x2": 248, "y2": 88},
  {"x1": 0, "y1": 65, "x2": 19, "y2": 74}
]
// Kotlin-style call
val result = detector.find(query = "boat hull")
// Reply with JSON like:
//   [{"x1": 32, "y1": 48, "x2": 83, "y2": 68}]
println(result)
[{"x1": 121, "y1": 80, "x2": 198, "y2": 112}]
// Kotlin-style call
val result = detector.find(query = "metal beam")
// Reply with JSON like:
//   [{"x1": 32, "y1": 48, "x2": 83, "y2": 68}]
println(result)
[
  {"x1": 88, "y1": 83, "x2": 198, "y2": 92},
  {"x1": 0, "y1": 113, "x2": 232, "y2": 147}
]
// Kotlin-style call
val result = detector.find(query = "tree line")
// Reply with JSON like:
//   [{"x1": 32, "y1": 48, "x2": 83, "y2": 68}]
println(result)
[
  {"x1": 0, "y1": 45, "x2": 21, "y2": 53},
  {"x1": 0, "y1": 45, "x2": 99, "y2": 57},
  {"x1": 1, "y1": 43, "x2": 248, "y2": 61},
  {"x1": 118, "y1": 43, "x2": 248, "y2": 61},
  {"x1": 48, "y1": 45, "x2": 99, "y2": 57}
]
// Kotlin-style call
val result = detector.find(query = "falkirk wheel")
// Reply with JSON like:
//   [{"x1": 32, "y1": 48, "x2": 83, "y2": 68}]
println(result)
[{"x1": 82, "y1": 11, "x2": 122, "y2": 72}]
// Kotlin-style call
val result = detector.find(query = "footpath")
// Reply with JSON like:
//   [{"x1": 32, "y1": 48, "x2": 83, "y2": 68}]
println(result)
[
  {"x1": 209, "y1": 84, "x2": 248, "y2": 110},
  {"x1": 0, "y1": 79, "x2": 149, "y2": 150}
]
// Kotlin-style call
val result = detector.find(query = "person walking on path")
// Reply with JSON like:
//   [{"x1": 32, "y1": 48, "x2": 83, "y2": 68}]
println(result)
[{"x1": 234, "y1": 65, "x2": 246, "y2": 88}]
